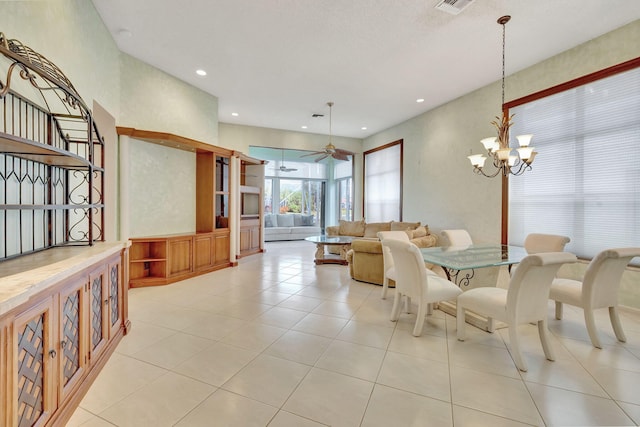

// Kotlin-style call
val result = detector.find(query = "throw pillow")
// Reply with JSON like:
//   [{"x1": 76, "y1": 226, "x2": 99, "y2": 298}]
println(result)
[
  {"x1": 364, "y1": 222, "x2": 391, "y2": 238},
  {"x1": 277, "y1": 214, "x2": 294, "y2": 227},
  {"x1": 264, "y1": 214, "x2": 275, "y2": 228},
  {"x1": 390, "y1": 221, "x2": 421, "y2": 231},
  {"x1": 412, "y1": 226, "x2": 428, "y2": 238},
  {"x1": 339, "y1": 219, "x2": 366, "y2": 237}
]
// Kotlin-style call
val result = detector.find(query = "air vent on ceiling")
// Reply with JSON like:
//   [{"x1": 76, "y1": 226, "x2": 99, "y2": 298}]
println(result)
[{"x1": 434, "y1": 0, "x2": 475, "y2": 15}]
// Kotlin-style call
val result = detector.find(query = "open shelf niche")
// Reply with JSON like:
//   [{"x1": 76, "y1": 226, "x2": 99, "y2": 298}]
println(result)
[{"x1": 236, "y1": 153, "x2": 266, "y2": 257}]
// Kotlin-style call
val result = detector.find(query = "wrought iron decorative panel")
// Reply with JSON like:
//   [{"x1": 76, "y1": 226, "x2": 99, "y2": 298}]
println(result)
[
  {"x1": 62, "y1": 291, "x2": 80, "y2": 385},
  {"x1": 17, "y1": 314, "x2": 44, "y2": 427},
  {"x1": 110, "y1": 264, "x2": 119, "y2": 326},
  {"x1": 91, "y1": 275, "x2": 103, "y2": 349},
  {"x1": 0, "y1": 32, "x2": 105, "y2": 261}
]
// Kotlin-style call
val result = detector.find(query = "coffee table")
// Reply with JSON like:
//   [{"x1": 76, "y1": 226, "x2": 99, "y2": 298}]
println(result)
[{"x1": 305, "y1": 235, "x2": 354, "y2": 265}]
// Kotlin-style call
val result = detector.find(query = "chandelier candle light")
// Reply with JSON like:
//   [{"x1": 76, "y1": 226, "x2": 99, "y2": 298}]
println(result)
[{"x1": 468, "y1": 15, "x2": 537, "y2": 178}]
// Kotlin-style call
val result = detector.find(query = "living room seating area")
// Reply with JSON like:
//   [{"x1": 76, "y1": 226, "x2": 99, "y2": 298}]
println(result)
[{"x1": 325, "y1": 219, "x2": 437, "y2": 285}]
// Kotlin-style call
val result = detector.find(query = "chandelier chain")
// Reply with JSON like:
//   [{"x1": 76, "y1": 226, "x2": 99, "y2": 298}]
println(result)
[{"x1": 501, "y1": 18, "x2": 506, "y2": 108}]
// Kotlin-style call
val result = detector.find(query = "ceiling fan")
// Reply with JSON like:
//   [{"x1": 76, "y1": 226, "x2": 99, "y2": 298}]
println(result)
[
  {"x1": 302, "y1": 102, "x2": 354, "y2": 162},
  {"x1": 271, "y1": 148, "x2": 298, "y2": 173}
]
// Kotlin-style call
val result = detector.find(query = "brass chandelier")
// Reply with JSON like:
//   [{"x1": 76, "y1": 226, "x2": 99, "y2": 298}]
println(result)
[{"x1": 468, "y1": 15, "x2": 536, "y2": 178}]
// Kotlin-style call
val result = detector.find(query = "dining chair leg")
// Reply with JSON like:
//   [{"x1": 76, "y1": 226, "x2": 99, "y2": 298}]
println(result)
[
  {"x1": 404, "y1": 296, "x2": 411, "y2": 314},
  {"x1": 537, "y1": 319, "x2": 556, "y2": 361},
  {"x1": 381, "y1": 278, "x2": 389, "y2": 300},
  {"x1": 555, "y1": 301, "x2": 563, "y2": 320},
  {"x1": 508, "y1": 326, "x2": 528, "y2": 372},
  {"x1": 390, "y1": 292, "x2": 402, "y2": 322},
  {"x1": 609, "y1": 306, "x2": 627, "y2": 343},
  {"x1": 413, "y1": 302, "x2": 427, "y2": 337},
  {"x1": 486, "y1": 317, "x2": 495, "y2": 333},
  {"x1": 456, "y1": 304, "x2": 466, "y2": 341},
  {"x1": 584, "y1": 309, "x2": 602, "y2": 349}
]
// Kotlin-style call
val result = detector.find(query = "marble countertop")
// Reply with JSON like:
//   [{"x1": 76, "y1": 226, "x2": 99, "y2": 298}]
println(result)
[{"x1": 0, "y1": 242, "x2": 129, "y2": 316}]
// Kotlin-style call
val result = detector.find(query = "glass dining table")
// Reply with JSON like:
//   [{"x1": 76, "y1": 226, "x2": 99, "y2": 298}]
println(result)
[
  {"x1": 420, "y1": 244, "x2": 528, "y2": 287},
  {"x1": 420, "y1": 244, "x2": 529, "y2": 331}
]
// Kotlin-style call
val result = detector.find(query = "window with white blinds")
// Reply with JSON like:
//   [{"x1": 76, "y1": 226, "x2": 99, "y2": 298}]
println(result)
[
  {"x1": 364, "y1": 141, "x2": 402, "y2": 223},
  {"x1": 508, "y1": 65, "x2": 640, "y2": 259}
]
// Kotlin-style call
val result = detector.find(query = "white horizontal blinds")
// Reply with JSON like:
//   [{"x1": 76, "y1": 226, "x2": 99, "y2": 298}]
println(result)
[
  {"x1": 364, "y1": 142, "x2": 401, "y2": 223},
  {"x1": 334, "y1": 158, "x2": 352, "y2": 179},
  {"x1": 509, "y1": 66, "x2": 640, "y2": 259}
]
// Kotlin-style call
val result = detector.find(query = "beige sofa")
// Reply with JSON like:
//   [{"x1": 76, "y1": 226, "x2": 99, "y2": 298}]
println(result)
[{"x1": 326, "y1": 220, "x2": 437, "y2": 285}]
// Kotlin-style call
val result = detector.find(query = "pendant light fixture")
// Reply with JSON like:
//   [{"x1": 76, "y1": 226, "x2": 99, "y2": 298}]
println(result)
[{"x1": 467, "y1": 16, "x2": 537, "y2": 178}]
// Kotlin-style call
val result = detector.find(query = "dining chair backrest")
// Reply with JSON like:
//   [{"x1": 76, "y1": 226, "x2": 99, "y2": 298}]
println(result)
[
  {"x1": 524, "y1": 233, "x2": 571, "y2": 254},
  {"x1": 508, "y1": 252, "x2": 578, "y2": 322},
  {"x1": 582, "y1": 248, "x2": 640, "y2": 309},
  {"x1": 378, "y1": 231, "x2": 410, "y2": 267},
  {"x1": 441, "y1": 229, "x2": 473, "y2": 247},
  {"x1": 385, "y1": 239, "x2": 427, "y2": 300}
]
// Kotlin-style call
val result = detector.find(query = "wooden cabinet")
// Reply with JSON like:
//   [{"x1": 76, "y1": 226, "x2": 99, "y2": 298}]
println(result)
[
  {"x1": 196, "y1": 152, "x2": 231, "y2": 234},
  {"x1": 168, "y1": 236, "x2": 193, "y2": 277},
  {"x1": 12, "y1": 297, "x2": 57, "y2": 427},
  {"x1": 1, "y1": 245, "x2": 128, "y2": 427},
  {"x1": 129, "y1": 233, "x2": 230, "y2": 287},
  {"x1": 128, "y1": 238, "x2": 168, "y2": 286},
  {"x1": 240, "y1": 218, "x2": 261, "y2": 255},
  {"x1": 194, "y1": 233, "x2": 215, "y2": 272},
  {"x1": 58, "y1": 278, "x2": 87, "y2": 404},
  {"x1": 214, "y1": 232, "x2": 231, "y2": 265},
  {"x1": 88, "y1": 266, "x2": 109, "y2": 363}
]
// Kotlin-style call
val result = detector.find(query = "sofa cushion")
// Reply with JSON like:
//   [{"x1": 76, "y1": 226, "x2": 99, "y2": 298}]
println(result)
[
  {"x1": 339, "y1": 219, "x2": 366, "y2": 237},
  {"x1": 390, "y1": 220, "x2": 421, "y2": 231},
  {"x1": 293, "y1": 214, "x2": 304, "y2": 226},
  {"x1": 302, "y1": 214, "x2": 315, "y2": 226},
  {"x1": 364, "y1": 222, "x2": 391, "y2": 238},
  {"x1": 277, "y1": 214, "x2": 295, "y2": 227},
  {"x1": 264, "y1": 214, "x2": 276, "y2": 228}
]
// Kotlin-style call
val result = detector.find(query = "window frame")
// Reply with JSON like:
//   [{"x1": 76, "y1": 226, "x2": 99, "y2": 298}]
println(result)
[
  {"x1": 363, "y1": 139, "x2": 403, "y2": 222},
  {"x1": 501, "y1": 56, "x2": 640, "y2": 247}
]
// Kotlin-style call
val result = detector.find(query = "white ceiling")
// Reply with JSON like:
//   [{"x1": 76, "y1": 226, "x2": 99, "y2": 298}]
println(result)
[{"x1": 92, "y1": 0, "x2": 640, "y2": 138}]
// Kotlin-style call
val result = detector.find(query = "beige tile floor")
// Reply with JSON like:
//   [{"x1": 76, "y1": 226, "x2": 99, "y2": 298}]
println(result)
[{"x1": 68, "y1": 241, "x2": 640, "y2": 426}]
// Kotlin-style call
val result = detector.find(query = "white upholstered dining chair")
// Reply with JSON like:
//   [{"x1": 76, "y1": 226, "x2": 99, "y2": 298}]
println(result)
[
  {"x1": 509, "y1": 233, "x2": 571, "y2": 278},
  {"x1": 549, "y1": 247, "x2": 640, "y2": 349},
  {"x1": 386, "y1": 239, "x2": 462, "y2": 337},
  {"x1": 456, "y1": 252, "x2": 577, "y2": 372},
  {"x1": 524, "y1": 233, "x2": 571, "y2": 254},
  {"x1": 378, "y1": 231, "x2": 411, "y2": 300}
]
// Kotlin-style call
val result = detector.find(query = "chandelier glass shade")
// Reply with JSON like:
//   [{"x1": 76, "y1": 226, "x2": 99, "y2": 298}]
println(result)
[{"x1": 468, "y1": 15, "x2": 537, "y2": 178}]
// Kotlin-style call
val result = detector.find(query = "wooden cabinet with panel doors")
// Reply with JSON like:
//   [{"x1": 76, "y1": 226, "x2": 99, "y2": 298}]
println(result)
[{"x1": 0, "y1": 243, "x2": 129, "y2": 427}]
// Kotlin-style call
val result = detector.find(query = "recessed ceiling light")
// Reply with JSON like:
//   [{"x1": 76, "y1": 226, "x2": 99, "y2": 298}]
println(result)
[
  {"x1": 196, "y1": 69, "x2": 207, "y2": 76},
  {"x1": 301, "y1": 126, "x2": 308, "y2": 129},
  {"x1": 416, "y1": 98, "x2": 425, "y2": 103},
  {"x1": 117, "y1": 29, "x2": 132, "y2": 38},
  {"x1": 231, "y1": 112, "x2": 239, "y2": 117},
  {"x1": 361, "y1": 127, "x2": 367, "y2": 130}
]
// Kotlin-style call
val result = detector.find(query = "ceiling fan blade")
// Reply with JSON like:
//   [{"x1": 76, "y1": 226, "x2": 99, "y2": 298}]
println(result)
[
  {"x1": 332, "y1": 153, "x2": 349, "y2": 161},
  {"x1": 300, "y1": 151, "x2": 326, "y2": 157},
  {"x1": 314, "y1": 154, "x2": 329, "y2": 162},
  {"x1": 334, "y1": 148, "x2": 354, "y2": 155}
]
